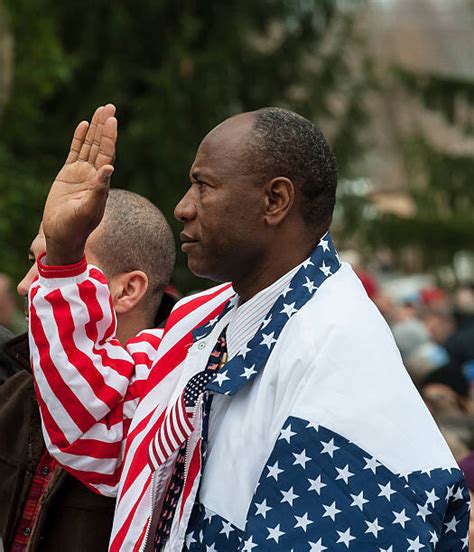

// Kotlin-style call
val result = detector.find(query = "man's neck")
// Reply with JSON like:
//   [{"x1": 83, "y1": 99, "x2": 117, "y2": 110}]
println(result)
[
  {"x1": 116, "y1": 311, "x2": 153, "y2": 344},
  {"x1": 233, "y1": 242, "x2": 315, "y2": 303}
]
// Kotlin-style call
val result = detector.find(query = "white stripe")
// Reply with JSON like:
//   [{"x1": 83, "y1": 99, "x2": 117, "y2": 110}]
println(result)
[{"x1": 126, "y1": 339, "x2": 160, "y2": 358}]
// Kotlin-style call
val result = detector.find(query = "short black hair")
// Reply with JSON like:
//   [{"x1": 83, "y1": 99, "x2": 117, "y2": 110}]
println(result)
[
  {"x1": 248, "y1": 107, "x2": 337, "y2": 230},
  {"x1": 91, "y1": 189, "x2": 176, "y2": 319}
]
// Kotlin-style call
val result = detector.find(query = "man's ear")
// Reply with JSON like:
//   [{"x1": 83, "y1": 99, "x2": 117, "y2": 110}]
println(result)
[
  {"x1": 109, "y1": 270, "x2": 149, "y2": 315},
  {"x1": 263, "y1": 177, "x2": 295, "y2": 226}
]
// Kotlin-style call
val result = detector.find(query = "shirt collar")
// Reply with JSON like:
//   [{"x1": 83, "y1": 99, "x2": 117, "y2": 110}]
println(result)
[{"x1": 205, "y1": 231, "x2": 341, "y2": 396}]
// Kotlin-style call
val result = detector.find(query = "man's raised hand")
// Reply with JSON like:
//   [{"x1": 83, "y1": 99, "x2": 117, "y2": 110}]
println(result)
[{"x1": 42, "y1": 104, "x2": 118, "y2": 265}]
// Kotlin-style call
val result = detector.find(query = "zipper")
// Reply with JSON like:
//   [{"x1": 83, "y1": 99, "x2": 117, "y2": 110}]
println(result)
[{"x1": 140, "y1": 470, "x2": 157, "y2": 552}]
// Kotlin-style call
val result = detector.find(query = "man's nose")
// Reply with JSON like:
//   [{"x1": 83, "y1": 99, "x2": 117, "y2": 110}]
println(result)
[
  {"x1": 17, "y1": 264, "x2": 38, "y2": 297},
  {"x1": 174, "y1": 187, "x2": 197, "y2": 222}
]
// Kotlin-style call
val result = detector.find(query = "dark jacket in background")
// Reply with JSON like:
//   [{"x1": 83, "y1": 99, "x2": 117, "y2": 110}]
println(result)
[{"x1": 0, "y1": 333, "x2": 115, "y2": 552}]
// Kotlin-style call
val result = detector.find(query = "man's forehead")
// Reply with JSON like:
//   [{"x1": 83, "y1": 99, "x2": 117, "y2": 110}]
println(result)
[{"x1": 190, "y1": 112, "x2": 256, "y2": 175}]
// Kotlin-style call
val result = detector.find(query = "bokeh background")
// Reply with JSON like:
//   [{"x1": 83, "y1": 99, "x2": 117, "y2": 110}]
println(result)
[{"x1": 0, "y1": 0, "x2": 473, "y2": 320}]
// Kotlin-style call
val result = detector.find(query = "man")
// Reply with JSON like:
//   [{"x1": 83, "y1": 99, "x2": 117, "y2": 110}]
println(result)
[
  {"x1": 30, "y1": 105, "x2": 469, "y2": 551},
  {"x1": 0, "y1": 188, "x2": 175, "y2": 551}
]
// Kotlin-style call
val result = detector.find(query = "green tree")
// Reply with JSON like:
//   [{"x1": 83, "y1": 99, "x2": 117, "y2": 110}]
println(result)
[{"x1": 0, "y1": 0, "x2": 367, "y2": 291}]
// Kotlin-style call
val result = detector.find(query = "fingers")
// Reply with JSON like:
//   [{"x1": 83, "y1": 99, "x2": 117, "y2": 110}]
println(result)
[
  {"x1": 78, "y1": 106, "x2": 103, "y2": 162},
  {"x1": 95, "y1": 116, "x2": 118, "y2": 169},
  {"x1": 89, "y1": 104, "x2": 116, "y2": 166},
  {"x1": 65, "y1": 121, "x2": 89, "y2": 164}
]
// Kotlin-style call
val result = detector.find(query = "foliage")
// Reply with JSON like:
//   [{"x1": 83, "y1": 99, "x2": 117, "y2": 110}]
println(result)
[
  {"x1": 0, "y1": 0, "x2": 366, "y2": 291},
  {"x1": 370, "y1": 67, "x2": 474, "y2": 270}
]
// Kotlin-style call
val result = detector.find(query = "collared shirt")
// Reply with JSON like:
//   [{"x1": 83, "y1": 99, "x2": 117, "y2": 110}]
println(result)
[
  {"x1": 11, "y1": 451, "x2": 58, "y2": 552},
  {"x1": 226, "y1": 263, "x2": 301, "y2": 360}
]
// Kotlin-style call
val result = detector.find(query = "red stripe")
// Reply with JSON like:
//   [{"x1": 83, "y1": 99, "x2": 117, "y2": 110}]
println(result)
[
  {"x1": 119, "y1": 411, "x2": 166, "y2": 499},
  {"x1": 37, "y1": 252, "x2": 87, "y2": 278},
  {"x1": 46, "y1": 288, "x2": 127, "y2": 410},
  {"x1": 30, "y1": 290, "x2": 97, "y2": 435}
]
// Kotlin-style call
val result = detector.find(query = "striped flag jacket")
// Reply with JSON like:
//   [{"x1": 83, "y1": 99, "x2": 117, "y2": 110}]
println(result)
[
  {"x1": 30, "y1": 237, "x2": 470, "y2": 551},
  {"x1": 28, "y1": 255, "x2": 234, "y2": 550}
]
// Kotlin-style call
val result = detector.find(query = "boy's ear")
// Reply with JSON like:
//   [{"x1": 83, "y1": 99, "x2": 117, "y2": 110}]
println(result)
[{"x1": 109, "y1": 270, "x2": 149, "y2": 315}]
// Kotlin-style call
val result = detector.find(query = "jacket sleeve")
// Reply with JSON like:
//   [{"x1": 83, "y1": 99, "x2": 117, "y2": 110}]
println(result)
[{"x1": 29, "y1": 255, "x2": 162, "y2": 497}]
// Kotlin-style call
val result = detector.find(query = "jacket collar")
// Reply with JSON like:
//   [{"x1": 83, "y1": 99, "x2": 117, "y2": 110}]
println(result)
[{"x1": 203, "y1": 232, "x2": 341, "y2": 396}]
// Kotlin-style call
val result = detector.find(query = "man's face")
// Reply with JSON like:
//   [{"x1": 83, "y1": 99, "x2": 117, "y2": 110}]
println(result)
[
  {"x1": 174, "y1": 113, "x2": 267, "y2": 283},
  {"x1": 17, "y1": 224, "x2": 102, "y2": 319}
]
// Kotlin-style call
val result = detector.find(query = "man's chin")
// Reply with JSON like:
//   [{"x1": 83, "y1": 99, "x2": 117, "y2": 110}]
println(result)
[{"x1": 186, "y1": 258, "x2": 222, "y2": 283}]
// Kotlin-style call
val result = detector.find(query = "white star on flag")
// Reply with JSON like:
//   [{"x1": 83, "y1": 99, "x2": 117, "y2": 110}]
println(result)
[
  {"x1": 306, "y1": 421, "x2": 319, "y2": 431},
  {"x1": 239, "y1": 343, "x2": 251, "y2": 359},
  {"x1": 319, "y1": 261, "x2": 332, "y2": 277},
  {"x1": 280, "y1": 486, "x2": 299, "y2": 506},
  {"x1": 213, "y1": 370, "x2": 230, "y2": 386},
  {"x1": 416, "y1": 502, "x2": 430, "y2": 521},
  {"x1": 203, "y1": 509, "x2": 214, "y2": 522},
  {"x1": 350, "y1": 491, "x2": 369, "y2": 511},
  {"x1": 379, "y1": 547, "x2": 393, "y2": 552},
  {"x1": 378, "y1": 482, "x2": 396, "y2": 501},
  {"x1": 446, "y1": 485, "x2": 455, "y2": 500},
  {"x1": 336, "y1": 528, "x2": 356, "y2": 548},
  {"x1": 294, "y1": 512, "x2": 313, "y2": 532},
  {"x1": 206, "y1": 544, "x2": 217, "y2": 552},
  {"x1": 302, "y1": 258, "x2": 314, "y2": 268},
  {"x1": 282, "y1": 284, "x2": 293, "y2": 297},
  {"x1": 364, "y1": 456, "x2": 381, "y2": 474},
  {"x1": 280, "y1": 302, "x2": 298, "y2": 318},
  {"x1": 392, "y1": 508, "x2": 410, "y2": 528},
  {"x1": 309, "y1": 539, "x2": 328, "y2": 552},
  {"x1": 461, "y1": 534, "x2": 469, "y2": 549},
  {"x1": 255, "y1": 498, "x2": 272, "y2": 519},
  {"x1": 308, "y1": 475, "x2": 326, "y2": 494},
  {"x1": 267, "y1": 524, "x2": 285, "y2": 543},
  {"x1": 335, "y1": 464, "x2": 354, "y2": 484},
  {"x1": 293, "y1": 449, "x2": 311, "y2": 469},
  {"x1": 454, "y1": 487, "x2": 465, "y2": 501},
  {"x1": 365, "y1": 518, "x2": 383, "y2": 538},
  {"x1": 322, "y1": 501, "x2": 341, "y2": 521},
  {"x1": 425, "y1": 488, "x2": 439, "y2": 508},
  {"x1": 429, "y1": 530, "x2": 439, "y2": 545},
  {"x1": 407, "y1": 536, "x2": 424, "y2": 552},
  {"x1": 303, "y1": 276, "x2": 318, "y2": 293},
  {"x1": 220, "y1": 520, "x2": 234, "y2": 538},
  {"x1": 279, "y1": 424, "x2": 296, "y2": 443},
  {"x1": 321, "y1": 438, "x2": 339, "y2": 458},
  {"x1": 318, "y1": 237, "x2": 330, "y2": 252},
  {"x1": 267, "y1": 461, "x2": 283, "y2": 481},
  {"x1": 241, "y1": 365, "x2": 257, "y2": 379},
  {"x1": 261, "y1": 317, "x2": 271, "y2": 329},
  {"x1": 444, "y1": 515, "x2": 460, "y2": 533},
  {"x1": 185, "y1": 532, "x2": 196, "y2": 547},
  {"x1": 241, "y1": 536, "x2": 258, "y2": 551},
  {"x1": 260, "y1": 332, "x2": 277, "y2": 349}
]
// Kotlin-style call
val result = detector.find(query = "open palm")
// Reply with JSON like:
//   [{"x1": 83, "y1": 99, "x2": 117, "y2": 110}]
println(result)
[{"x1": 42, "y1": 104, "x2": 118, "y2": 265}]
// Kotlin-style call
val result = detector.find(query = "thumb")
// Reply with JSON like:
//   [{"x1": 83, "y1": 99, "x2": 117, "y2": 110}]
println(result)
[{"x1": 98, "y1": 164, "x2": 115, "y2": 184}]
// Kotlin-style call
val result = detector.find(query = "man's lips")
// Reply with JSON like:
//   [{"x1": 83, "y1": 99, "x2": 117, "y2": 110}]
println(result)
[{"x1": 180, "y1": 232, "x2": 199, "y2": 251}]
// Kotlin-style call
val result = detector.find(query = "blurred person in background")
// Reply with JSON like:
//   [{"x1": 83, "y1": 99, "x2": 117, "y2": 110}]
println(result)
[
  {"x1": 0, "y1": 274, "x2": 25, "y2": 335},
  {"x1": 445, "y1": 285, "x2": 474, "y2": 370},
  {"x1": 0, "y1": 189, "x2": 176, "y2": 552}
]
